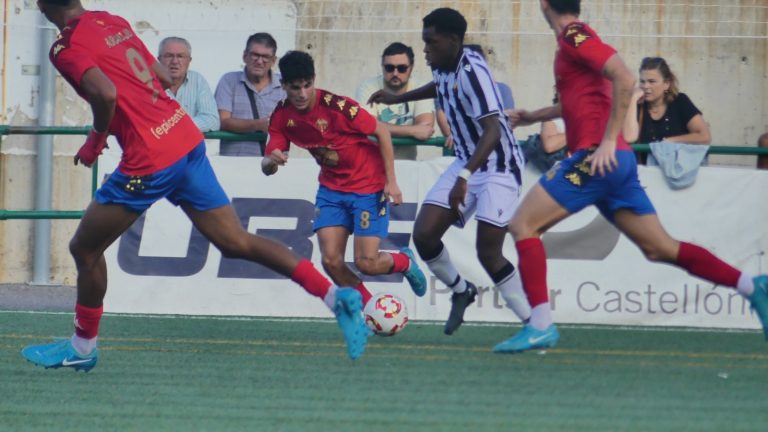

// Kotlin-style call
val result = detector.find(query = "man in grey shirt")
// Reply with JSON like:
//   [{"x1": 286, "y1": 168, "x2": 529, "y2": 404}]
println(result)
[{"x1": 214, "y1": 33, "x2": 286, "y2": 156}]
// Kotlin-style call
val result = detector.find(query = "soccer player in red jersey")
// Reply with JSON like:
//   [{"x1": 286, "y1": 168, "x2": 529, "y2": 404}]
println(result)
[
  {"x1": 262, "y1": 51, "x2": 427, "y2": 307},
  {"x1": 22, "y1": 0, "x2": 369, "y2": 370},
  {"x1": 496, "y1": 0, "x2": 768, "y2": 353}
]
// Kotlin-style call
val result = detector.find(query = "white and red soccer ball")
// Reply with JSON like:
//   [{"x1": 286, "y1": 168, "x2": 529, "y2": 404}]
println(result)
[{"x1": 364, "y1": 293, "x2": 408, "y2": 336}]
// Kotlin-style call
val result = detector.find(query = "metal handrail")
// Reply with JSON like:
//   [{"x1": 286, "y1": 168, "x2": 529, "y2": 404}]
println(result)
[{"x1": 1, "y1": 125, "x2": 767, "y2": 220}]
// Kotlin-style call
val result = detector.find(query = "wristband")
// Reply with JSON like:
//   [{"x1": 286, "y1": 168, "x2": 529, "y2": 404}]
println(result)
[{"x1": 458, "y1": 168, "x2": 472, "y2": 180}]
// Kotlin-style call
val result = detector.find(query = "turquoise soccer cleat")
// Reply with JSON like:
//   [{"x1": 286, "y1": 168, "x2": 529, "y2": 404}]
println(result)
[
  {"x1": 401, "y1": 247, "x2": 427, "y2": 297},
  {"x1": 21, "y1": 339, "x2": 98, "y2": 372},
  {"x1": 748, "y1": 275, "x2": 768, "y2": 340},
  {"x1": 334, "y1": 288, "x2": 369, "y2": 360},
  {"x1": 492, "y1": 324, "x2": 560, "y2": 354}
]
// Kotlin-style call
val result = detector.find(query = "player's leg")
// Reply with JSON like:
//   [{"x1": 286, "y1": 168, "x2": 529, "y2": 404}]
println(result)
[
  {"x1": 176, "y1": 145, "x2": 366, "y2": 358},
  {"x1": 184, "y1": 204, "x2": 367, "y2": 359},
  {"x1": 473, "y1": 175, "x2": 532, "y2": 325},
  {"x1": 350, "y1": 191, "x2": 426, "y2": 296},
  {"x1": 494, "y1": 184, "x2": 569, "y2": 352},
  {"x1": 21, "y1": 200, "x2": 140, "y2": 371},
  {"x1": 613, "y1": 210, "x2": 768, "y2": 337},
  {"x1": 475, "y1": 221, "x2": 530, "y2": 323},
  {"x1": 414, "y1": 162, "x2": 476, "y2": 297},
  {"x1": 317, "y1": 226, "x2": 372, "y2": 305}
]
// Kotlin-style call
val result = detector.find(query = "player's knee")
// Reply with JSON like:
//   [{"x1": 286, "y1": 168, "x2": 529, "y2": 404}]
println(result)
[
  {"x1": 69, "y1": 236, "x2": 95, "y2": 265},
  {"x1": 412, "y1": 229, "x2": 436, "y2": 255},
  {"x1": 353, "y1": 256, "x2": 377, "y2": 275},
  {"x1": 508, "y1": 218, "x2": 535, "y2": 240},
  {"x1": 639, "y1": 243, "x2": 676, "y2": 264},
  {"x1": 321, "y1": 254, "x2": 346, "y2": 274}
]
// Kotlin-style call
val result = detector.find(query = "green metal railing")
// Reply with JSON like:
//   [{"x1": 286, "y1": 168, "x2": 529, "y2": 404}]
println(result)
[{"x1": 1, "y1": 125, "x2": 767, "y2": 220}]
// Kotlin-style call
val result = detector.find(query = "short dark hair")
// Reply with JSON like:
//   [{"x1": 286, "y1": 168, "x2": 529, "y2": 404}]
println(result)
[
  {"x1": 381, "y1": 42, "x2": 414, "y2": 65},
  {"x1": 547, "y1": 0, "x2": 581, "y2": 15},
  {"x1": 278, "y1": 50, "x2": 315, "y2": 83},
  {"x1": 244, "y1": 32, "x2": 277, "y2": 54},
  {"x1": 422, "y1": 8, "x2": 467, "y2": 42}
]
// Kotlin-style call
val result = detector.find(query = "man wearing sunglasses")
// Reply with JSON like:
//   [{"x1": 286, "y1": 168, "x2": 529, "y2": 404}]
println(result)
[{"x1": 356, "y1": 42, "x2": 435, "y2": 160}]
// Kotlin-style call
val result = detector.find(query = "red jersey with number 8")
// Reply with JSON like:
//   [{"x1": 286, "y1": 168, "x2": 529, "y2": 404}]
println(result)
[{"x1": 50, "y1": 11, "x2": 202, "y2": 175}]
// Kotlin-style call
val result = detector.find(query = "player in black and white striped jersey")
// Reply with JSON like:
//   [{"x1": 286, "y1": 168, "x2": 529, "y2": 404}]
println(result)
[{"x1": 368, "y1": 7, "x2": 530, "y2": 336}]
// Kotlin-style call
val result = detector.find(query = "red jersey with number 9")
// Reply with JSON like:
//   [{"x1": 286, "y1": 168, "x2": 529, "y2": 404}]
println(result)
[
  {"x1": 50, "y1": 11, "x2": 202, "y2": 175},
  {"x1": 555, "y1": 21, "x2": 632, "y2": 153}
]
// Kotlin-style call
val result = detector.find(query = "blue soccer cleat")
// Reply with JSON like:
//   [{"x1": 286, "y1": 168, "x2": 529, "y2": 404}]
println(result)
[
  {"x1": 401, "y1": 247, "x2": 427, "y2": 297},
  {"x1": 334, "y1": 288, "x2": 369, "y2": 360},
  {"x1": 21, "y1": 339, "x2": 98, "y2": 372},
  {"x1": 492, "y1": 324, "x2": 560, "y2": 354},
  {"x1": 748, "y1": 275, "x2": 768, "y2": 340}
]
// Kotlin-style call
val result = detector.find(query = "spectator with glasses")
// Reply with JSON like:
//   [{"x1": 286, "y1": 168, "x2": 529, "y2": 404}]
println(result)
[
  {"x1": 356, "y1": 42, "x2": 435, "y2": 160},
  {"x1": 157, "y1": 37, "x2": 219, "y2": 132},
  {"x1": 214, "y1": 32, "x2": 285, "y2": 156},
  {"x1": 623, "y1": 56, "x2": 710, "y2": 164}
]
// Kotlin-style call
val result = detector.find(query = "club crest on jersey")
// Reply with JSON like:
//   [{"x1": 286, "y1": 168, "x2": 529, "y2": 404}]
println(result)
[
  {"x1": 315, "y1": 118, "x2": 329, "y2": 133},
  {"x1": 564, "y1": 23, "x2": 591, "y2": 48},
  {"x1": 287, "y1": 119, "x2": 296, "y2": 128}
]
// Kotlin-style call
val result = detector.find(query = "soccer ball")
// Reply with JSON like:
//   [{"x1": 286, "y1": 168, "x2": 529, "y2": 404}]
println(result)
[{"x1": 364, "y1": 293, "x2": 408, "y2": 336}]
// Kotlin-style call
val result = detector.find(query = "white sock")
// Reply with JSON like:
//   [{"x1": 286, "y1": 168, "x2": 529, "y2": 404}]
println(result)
[
  {"x1": 737, "y1": 272, "x2": 755, "y2": 297},
  {"x1": 70, "y1": 334, "x2": 97, "y2": 356},
  {"x1": 323, "y1": 285, "x2": 339, "y2": 311},
  {"x1": 425, "y1": 247, "x2": 465, "y2": 293},
  {"x1": 497, "y1": 270, "x2": 532, "y2": 322},
  {"x1": 529, "y1": 303, "x2": 553, "y2": 331}
]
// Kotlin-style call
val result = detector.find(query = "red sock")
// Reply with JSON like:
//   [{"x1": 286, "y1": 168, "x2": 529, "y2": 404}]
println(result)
[
  {"x1": 74, "y1": 303, "x2": 103, "y2": 339},
  {"x1": 290, "y1": 259, "x2": 331, "y2": 299},
  {"x1": 389, "y1": 252, "x2": 410, "y2": 274},
  {"x1": 516, "y1": 238, "x2": 549, "y2": 307},
  {"x1": 677, "y1": 242, "x2": 740, "y2": 287},
  {"x1": 355, "y1": 282, "x2": 373, "y2": 305}
]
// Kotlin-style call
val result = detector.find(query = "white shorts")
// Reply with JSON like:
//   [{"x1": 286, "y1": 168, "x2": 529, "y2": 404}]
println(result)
[{"x1": 423, "y1": 159, "x2": 521, "y2": 228}]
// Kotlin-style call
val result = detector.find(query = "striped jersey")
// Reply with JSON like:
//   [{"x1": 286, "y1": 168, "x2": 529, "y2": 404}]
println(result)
[{"x1": 433, "y1": 47, "x2": 523, "y2": 182}]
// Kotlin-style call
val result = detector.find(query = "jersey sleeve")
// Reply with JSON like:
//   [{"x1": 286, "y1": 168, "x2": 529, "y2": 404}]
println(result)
[
  {"x1": 265, "y1": 106, "x2": 290, "y2": 154},
  {"x1": 320, "y1": 92, "x2": 377, "y2": 135},
  {"x1": 51, "y1": 39, "x2": 98, "y2": 87},
  {"x1": 561, "y1": 23, "x2": 616, "y2": 74},
  {"x1": 459, "y1": 55, "x2": 503, "y2": 120}
]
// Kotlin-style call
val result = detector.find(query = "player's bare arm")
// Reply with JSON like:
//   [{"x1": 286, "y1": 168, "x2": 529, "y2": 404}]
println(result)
[
  {"x1": 621, "y1": 88, "x2": 644, "y2": 143},
  {"x1": 151, "y1": 61, "x2": 173, "y2": 90},
  {"x1": 448, "y1": 115, "x2": 500, "y2": 212},
  {"x1": 588, "y1": 53, "x2": 636, "y2": 176},
  {"x1": 367, "y1": 81, "x2": 437, "y2": 106},
  {"x1": 373, "y1": 121, "x2": 402, "y2": 205},
  {"x1": 74, "y1": 67, "x2": 117, "y2": 167},
  {"x1": 505, "y1": 104, "x2": 562, "y2": 128}
]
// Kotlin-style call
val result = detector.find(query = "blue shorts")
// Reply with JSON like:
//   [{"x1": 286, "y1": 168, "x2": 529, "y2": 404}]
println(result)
[
  {"x1": 313, "y1": 185, "x2": 389, "y2": 238},
  {"x1": 540, "y1": 149, "x2": 656, "y2": 222},
  {"x1": 95, "y1": 142, "x2": 230, "y2": 213}
]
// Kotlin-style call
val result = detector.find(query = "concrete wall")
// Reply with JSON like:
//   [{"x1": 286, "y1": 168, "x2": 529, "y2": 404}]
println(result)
[{"x1": 0, "y1": 0, "x2": 766, "y2": 283}]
